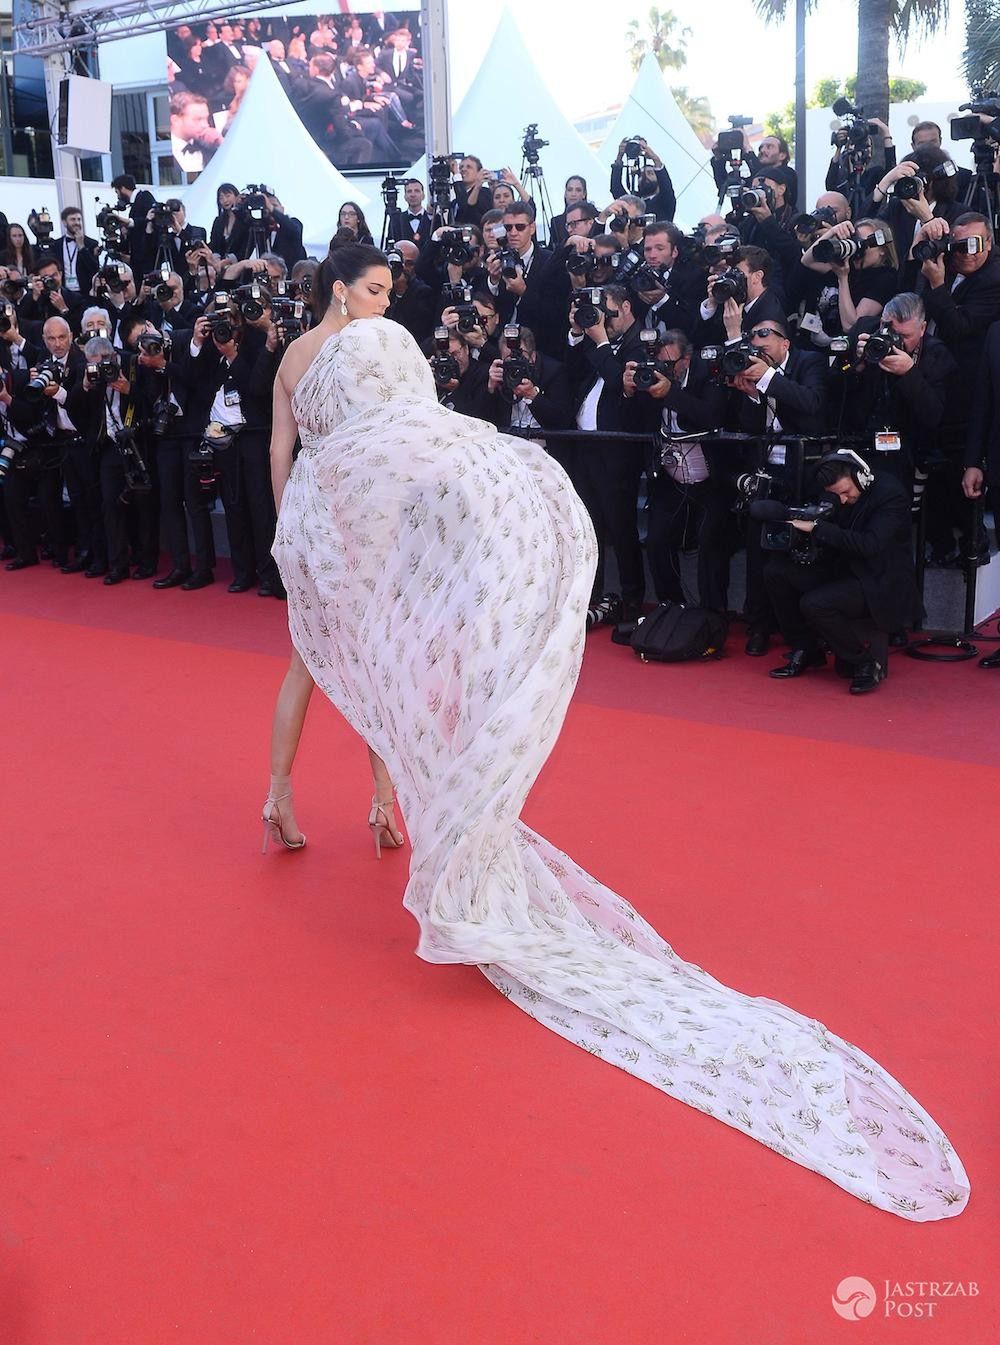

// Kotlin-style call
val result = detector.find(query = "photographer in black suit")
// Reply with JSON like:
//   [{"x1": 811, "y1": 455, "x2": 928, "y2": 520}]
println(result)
[
  {"x1": 387, "y1": 179, "x2": 434, "y2": 249},
  {"x1": 872, "y1": 148, "x2": 963, "y2": 290},
  {"x1": 630, "y1": 221, "x2": 702, "y2": 338},
  {"x1": 483, "y1": 323, "x2": 573, "y2": 438},
  {"x1": 694, "y1": 245, "x2": 787, "y2": 348},
  {"x1": 727, "y1": 315, "x2": 828, "y2": 653},
  {"x1": 765, "y1": 451, "x2": 916, "y2": 693},
  {"x1": 109, "y1": 174, "x2": 156, "y2": 273},
  {"x1": 19, "y1": 255, "x2": 82, "y2": 330},
  {"x1": 50, "y1": 207, "x2": 99, "y2": 300},
  {"x1": 136, "y1": 200, "x2": 207, "y2": 276},
  {"x1": 485, "y1": 202, "x2": 553, "y2": 346},
  {"x1": 623, "y1": 328, "x2": 729, "y2": 607},
  {"x1": 567, "y1": 282, "x2": 647, "y2": 617},
  {"x1": 385, "y1": 240, "x2": 435, "y2": 343}
]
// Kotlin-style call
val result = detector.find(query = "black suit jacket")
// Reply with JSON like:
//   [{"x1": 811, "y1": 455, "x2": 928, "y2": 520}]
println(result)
[
  {"x1": 52, "y1": 235, "x2": 100, "y2": 297},
  {"x1": 922, "y1": 251, "x2": 1000, "y2": 441},
  {"x1": 386, "y1": 276, "x2": 435, "y2": 344},
  {"x1": 568, "y1": 322, "x2": 648, "y2": 431},
  {"x1": 876, "y1": 197, "x2": 962, "y2": 290},
  {"x1": 376, "y1": 47, "x2": 422, "y2": 87},
  {"x1": 236, "y1": 213, "x2": 305, "y2": 269},
  {"x1": 693, "y1": 286, "x2": 788, "y2": 349},
  {"x1": 622, "y1": 355, "x2": 729, "y2": 476},
  {"x1": 732, "y1": 347, "x2": 828, "y2": 440},
  {"x1": 388, "y1": 209, "x2": 433, "y2": 249},
  {"x1": 493, "y1": 246, "x2": 553, "y2": 344},
  {"x1": 965, "y1": 319, "x2": 1000, "y2": 486},
  {"x1": 135, "y1": 224, "x2": 208, "y2": 277},
  {"x1": 812, "y1": 471, "x2": 919, "y2": 631},
  {"x1": 483, "y1": 351, "x2": 574, "y2": 433}
]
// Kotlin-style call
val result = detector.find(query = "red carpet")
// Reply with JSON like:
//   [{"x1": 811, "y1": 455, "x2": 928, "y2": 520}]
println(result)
[{"x1": 2, "y1": 569, "x2": 997, "y2": 1344}]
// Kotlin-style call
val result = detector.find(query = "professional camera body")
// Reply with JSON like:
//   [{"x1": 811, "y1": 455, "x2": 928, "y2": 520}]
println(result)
[
  {"x1": 572, "y1": 286, "x2": 607, "y2": 328},
  {"x1": 25, "y1": 360, "x2": 64, "y2": 401},
  {"x1": 442, "y1": 283, "x2": 481, "y2": 334},
  {"x1": 203, "y1": 296, "x2": 238, "y2": 345},
  {"x1": 429, "y1": 326, "x2": 460, "y2": 387},
  {"x1": 270, "y1": 296, "x2": 304, "y2": 344},
  {"x1": 727, "y1": 183, "x2": 773, "y2": 215},
  {"x1": 700, "y1": 340, "x2": 757, "y2": 380},
  {"x1": 863, "y1": 327, "x2": 905, "y2": 363},
  {"x1": 891, "y1": 160, "x2": 957, "y2": 200},
  {"x1": 137, "y1": 332, "x2": 172, "y2": 359},
  {"x1": 632, "y1": 328, "x2": 675, "y2": 390},
  {"x1": 439, "y1": 226, "x2": 476, "y2": 266},
  {"x1": 27, "y1": 208, "x2": 54, "y2": 244},
  {"x1": 189, "y1": 420, "x2": 236, "y2": 496},
  {"x1": 495, "y1": 247, "x2": 523, "y2": 280},
  {"x1": 0, "y1": 434, "x2": 21, "y2": 483},
  {"x1": 716, "y1": 113, "x2": 753, "y2": 158},
  {"x1": 812, "y1": 227, "x2": 887, "y2": 264},
  {"x1": 752, "y1": 497, "x2": 835, "y2": 559},
  {"x1": 86, "y1": 353, "x2": 122, "y2": 385},
  {"x1": 150, "y1": 198, "x2": 182, "y2": 233},
  {"x1": 235, "y1": 186, "x2": 270, "y2": 223},
  {"x1": 112, "y1": 425, "x2": 153, "y2": 498},
  {"x1": 501, "y1": 324, "x2": 532, "y2": 391},
  {"x1": 521, "y1": 122, "x2": 549, "y2": 165},
  {"x1": 98, "y1": 261, "x2": 131, "y2": 294},
  {"x1": 830, "y1": 96, "x2": 880, "y2": 158},
  {"x1": 710, "y1": 268, "x2": 749, "y2": 305},
  {"x1": 234, "y1": 280, "x2": 269, "y2": 321},
  {"x1": 912, "y1": 233, "x2": 986, "y2": 264},
  {"x1": 143, "y1": 263, "x2": 174, "y2": 303},
  {"x1": 95, "y1": 201, "x2": 129, "y2": 256}
]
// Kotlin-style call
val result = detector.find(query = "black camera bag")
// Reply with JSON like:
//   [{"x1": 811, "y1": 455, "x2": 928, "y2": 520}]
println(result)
[{"x1": 626, "y1": 602, "x2": 728, "y2": 663}]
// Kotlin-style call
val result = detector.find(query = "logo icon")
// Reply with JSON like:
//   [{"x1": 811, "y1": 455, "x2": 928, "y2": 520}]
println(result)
[{"x1": 832, "y1": 1277, "x2": 878, "y2": 1320}]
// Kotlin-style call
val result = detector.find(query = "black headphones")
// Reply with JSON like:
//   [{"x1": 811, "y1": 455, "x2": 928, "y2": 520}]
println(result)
[{"x1": 818, "y1": 448, "x2": 874, "y2": 491}]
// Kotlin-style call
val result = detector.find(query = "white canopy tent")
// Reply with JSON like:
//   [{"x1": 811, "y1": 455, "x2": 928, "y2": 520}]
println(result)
[
  {"x1": 180, "y1": 55, "x2": 368, "y2": 256},
  {"x1": 597, "y1": 54, "x2": 717, "y2": 229},
  {"x1": 405, "y1": 8, "x2": 609, "y2": 234}
]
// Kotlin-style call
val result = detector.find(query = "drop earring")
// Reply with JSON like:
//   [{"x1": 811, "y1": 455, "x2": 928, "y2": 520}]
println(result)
[{"x1": 340, "y1": 299, "x2": 348, "y2": 317}]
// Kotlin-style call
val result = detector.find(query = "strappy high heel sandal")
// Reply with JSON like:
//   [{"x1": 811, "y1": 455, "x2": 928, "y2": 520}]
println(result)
[
  {"x1": 261, "y1": 790, "x2": 307, "y2": 853},
  {"x1": 368, "y1": 795, "x2": 404, "y2": 859}
]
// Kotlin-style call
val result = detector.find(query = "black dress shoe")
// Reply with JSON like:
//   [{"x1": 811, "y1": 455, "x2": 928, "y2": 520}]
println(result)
[
  {"x1": 257, "y1": 582, "x2": 286, "y2": 599},
  {"x1": 979, "y1": 649, "x2": 1000, "y2": 669},
  {"x1": 132, "y1": 565, "x2": 156, "y2": 581},
  {"x1": 227, "y1": 579, "x2": 253, "y2": 593},
  {"x1": 181, "y1": 570, "x2": 214, "y2": 591},
  {"x1": 1, "y1": 544, "x2": 15, "y2": 560},
  {"x1": 745, "y1": 630, "x2": 771, "y2": 657},
  {"x1": 5, "y1": 557, "x2": 38, "y2": 571},
  {"x1": 84, "y1": 563, "x2": 108, "y2": 579},
  {"x1": 849, "y1": 659, "x2": 886, "y2": 694},
  {"x1": 103, "y1": 568, "x2": 129, "y2": 586},
  {"x1": 769, "y1": 648, "x2": 826, "y2": 679},
  {"x1": 60, "y1": 558, "x2": 88, "y2": 574},
  {"x1": 153, "y1": 568, "x2": 191, "y2": 590}
]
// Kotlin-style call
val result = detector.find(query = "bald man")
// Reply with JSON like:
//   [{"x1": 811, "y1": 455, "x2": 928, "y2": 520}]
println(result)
[{"x1": 386, "y1": 238, "x2": 435, "y2": 343}]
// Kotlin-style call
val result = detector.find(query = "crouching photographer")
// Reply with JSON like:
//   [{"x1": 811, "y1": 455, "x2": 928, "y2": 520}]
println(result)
[
  {"x1": 623, "y1": 328, "x2": 729, "y2": 608},
  {"x1": 484, "y1": 323, "x2": 573, "y2": 442},
  {"x1": 178, "y1": 297, "x2": 285, "y2": 597},
  {"x1": 65, "y1": 336, "x2": 158, "y2": 583},
  {"x1": 763, "y1": 450, "x2": 917, "y2": 693}
]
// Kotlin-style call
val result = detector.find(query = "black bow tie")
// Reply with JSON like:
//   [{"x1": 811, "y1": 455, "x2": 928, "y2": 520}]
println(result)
[{"x1": 181, "y1": 142, "x2": 199, "y2": 155}]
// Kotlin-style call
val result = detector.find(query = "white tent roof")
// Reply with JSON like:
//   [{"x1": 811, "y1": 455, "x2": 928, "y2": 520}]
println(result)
[
  {"x1": 597, "y1": 54, "x2": 717, "y2": 229},
  {"x1": 181, "y1": 55, "x2": 368, "y2": 255},
  {"x1": 405, "y1": 9, "x2": 609, "y2": 231}
]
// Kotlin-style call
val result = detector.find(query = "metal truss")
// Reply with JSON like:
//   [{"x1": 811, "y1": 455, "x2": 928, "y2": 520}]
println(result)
[{"x1": 11, "y1": 0, "x2": 292, "y2": 59}]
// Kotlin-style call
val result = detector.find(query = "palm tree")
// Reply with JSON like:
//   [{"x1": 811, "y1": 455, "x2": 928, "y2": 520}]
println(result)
[
  {"x1": 753, "y1": 0, "x2": 951, "y2": 125},
  {"x1": 625, "y1": 6, "x2": 691, "y2": 74},
  {"x1": 672, "y1": 87, "x2": 716, "y2": 145},
  {"x1": 965, "y1": 0, "x2": 1000, "y2": 89}
]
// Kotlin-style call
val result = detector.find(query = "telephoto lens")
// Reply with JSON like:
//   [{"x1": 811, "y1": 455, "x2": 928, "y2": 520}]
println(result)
[{"x1": 812, "y1": 236, "x2": 861, "y2": 264}]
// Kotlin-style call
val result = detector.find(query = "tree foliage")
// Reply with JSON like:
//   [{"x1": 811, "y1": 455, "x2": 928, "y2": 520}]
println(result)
[
  {"x1": 764, "y1": 75, "x2": 928, "y2": 156},
  {"x1": 625, "y1": 6, "x2": 691, "y2": 73}
]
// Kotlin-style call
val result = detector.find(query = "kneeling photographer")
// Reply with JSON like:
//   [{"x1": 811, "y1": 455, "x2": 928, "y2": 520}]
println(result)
[
  {"x1": 65, "y1": 335, "x2": 158, "y2": 583},
  {"x1": 763, "y1": 450, "x2": 917, "y2": 693},
  {"x1": 622, "y1": 327, "x2": 729, "y2": 609},
  {"x1": 484, "y1": 323, "x2": 573, "y2": 442}
]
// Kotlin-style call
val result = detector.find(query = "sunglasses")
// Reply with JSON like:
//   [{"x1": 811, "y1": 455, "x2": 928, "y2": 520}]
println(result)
[
  {"x1": 505, "y1": 222, "x2": 531, "y2": 232},
  {"x1": 750, "y1": 326, "x2": 784, "y2": 340}
]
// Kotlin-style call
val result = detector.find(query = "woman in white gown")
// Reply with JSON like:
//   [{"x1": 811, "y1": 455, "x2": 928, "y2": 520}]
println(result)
[{"x1": 269, "y1": 244, "x2": 969, "y2": 1222}]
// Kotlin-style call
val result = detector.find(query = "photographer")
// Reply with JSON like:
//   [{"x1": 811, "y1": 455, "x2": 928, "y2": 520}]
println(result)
[
  {"x1": 695, "y1": 244, "x2": 787, "y2": 348},
  {"x1": 713, "y1": 130, "x2": 799, "y2": 210},
  {"x1": 484, "y1": 323, "x2": 573, "y2": 442},
  {"x1": 630, "y1": 221, "x2": 701, "y2": 338},
  {"x1": 90, "y1": 260, "x2": 139, "y2": 340},
  {"x1": 726, "y1": 167, "x2": 802, "y2": 290},
  {"x1": 611, "y1": 138, "x2": 676, "y2": 221},
  {"x1": 799, "y1": 217, "x2": 899, "y2": 338},
  {"x1": 179, "y1": 300, "x2": 284, "y2": 596},
  {"x1": 4, "y1": 316, "x2": 84, "y2": 572},
  {"x1": 424, "y1": 328, "x2": 490, "y2": 416},
  {"x1": 832, "y1": 290, "x2": 955, "y2": 541},
  {"x1": 567, "y1": 282, "x2": 647, "y2": 618},
  {"x1": 486, "y1": 202, "x2": 553, "y2": 343},
  {"x1": 598, "y1": 195, "x2": 647, "y2": 249},
  {"x1": 826, "y1": 115, "x2": 894, "y2": 199},
  {"x1": 236, "y1": 191, "x2": 305, "y2": 270},
  {"x1": 385, "y1": 240, "x2": 435, "y2": 343},
  {"x1": 50, "y1": 207, "x2": 99, "y2": 298},
  {"x1": 137, "y1": 199, "x2": 207, "y2": 275},
  {"x1": 916, "y1": 211, "x2": 1000, "y2": 563},
  {"x1": 547, "y1": 176, "x2": 589, "y2": 250},
  {"x1": 65, "y1": 335, "x2": 158, "y2": 583},
  {"x1": 453, "y1": 156, "x2": 491, "y2": 225},
  {"x1": 622, "y1": 328, "x2": 729, "y2": 608},
  {"x1": 135, "y1": 268, "x2": 200, "y2": 336},
  {"x1": 182, "y1": 243, "x2": 221, "y2": 306},
  {"x1": 0, "y1": 308, "x2": 45, "y2": 569},
  {"x1": 872, "y1": 147, "x2": 962, "y2": 288},
  {"x1": 439, "y1": 289, "x2": 500, "y2": 365},
  {"x1": 417, "y1": 224, "x2": 488, "y2": 304},
  {"x1": 765, "y1": 451, "x2": 915, "y2": 694},
  {"x1": 20, "y1": 256, "x2": 82, "y2": 330},
  {"x1": 109, "y1": 174, "x2": 156, "y2": 272}
]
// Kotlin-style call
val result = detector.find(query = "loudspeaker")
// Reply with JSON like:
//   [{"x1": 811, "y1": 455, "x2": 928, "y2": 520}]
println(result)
[{"x1": 56, "y1": 75, "x2": 112, "y2": 156}]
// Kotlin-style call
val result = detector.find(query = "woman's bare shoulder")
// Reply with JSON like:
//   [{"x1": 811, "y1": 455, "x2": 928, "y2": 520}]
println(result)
[{"x1": 277, "y1": 326, "x2": 332, "y2": 393}]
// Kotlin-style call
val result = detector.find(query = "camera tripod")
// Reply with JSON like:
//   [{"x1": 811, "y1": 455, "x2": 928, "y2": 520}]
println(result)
[
  {"x1": 380, "y1": 173, "x2": 402, "y2": 249},
  {"x1": 837, "y1": 144, "x2": 874, "y2": 223},
  {"x1": 519, "y1": 157, "x2": 554, "y2": 245},
  {"x1": 962, "y1": 141, "x2": 1000, "y2": 235}
]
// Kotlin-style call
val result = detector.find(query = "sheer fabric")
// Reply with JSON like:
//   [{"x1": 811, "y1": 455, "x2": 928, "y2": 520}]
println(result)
[{"x1": 273, "y1": 317, "x2": 969, "y2": 1221}]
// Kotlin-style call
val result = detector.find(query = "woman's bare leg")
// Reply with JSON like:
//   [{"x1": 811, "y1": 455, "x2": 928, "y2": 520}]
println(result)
[
  {"x1": 368, "y1": 745, "x2": 404, "y2": 847},
  {"x1": 265, "y1": 648, "x2": 314, "y2": 844}
]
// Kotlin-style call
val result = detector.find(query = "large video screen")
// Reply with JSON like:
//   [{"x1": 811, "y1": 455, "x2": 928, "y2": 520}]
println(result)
[{"x1": 165, "y1": 7, "x2": 423, "y2": 177}]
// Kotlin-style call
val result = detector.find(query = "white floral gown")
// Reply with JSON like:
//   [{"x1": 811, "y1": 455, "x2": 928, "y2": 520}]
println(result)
[{"x1": 273, "y1": 318, "x2": 969, "y2": 1221}]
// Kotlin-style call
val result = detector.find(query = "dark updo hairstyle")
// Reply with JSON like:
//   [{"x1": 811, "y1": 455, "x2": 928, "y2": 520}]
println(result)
[{"x1": 314, "y1": 241, "x2": 389, "y2": 321}]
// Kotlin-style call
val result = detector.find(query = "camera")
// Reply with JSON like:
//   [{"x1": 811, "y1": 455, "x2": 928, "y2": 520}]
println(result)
[
  {"x1": 27, "y1": 208, "x2": 54, "y2": 243},
  {"x1": 623, "y1": 135, "x2": 648, "y2": 158},
  {"x1": 203, "y1": 296, "x2": 237, "y2": 345},
  {"x1": 112, "y1": 426, "x2": 153, "y2": 498},
  {"x1": 235, "y1": 187, "x2": 269, "y2": 223},
  {"x1": 0, "y1": 434, "x2": 20, "y2": 484},
  {"x1": 442, "y1": 284, "x2": 481, "y2": 335},
  {"x1": 863, "y1": 327, "x2": 905, "y2": 363},
  {"x1": 501, "y1": 324, "x2": 532, "y2": 392},
  {"x1": 143, "y1": 263, "x2": 174, "y2": 303},
  {"x1": 496, "y1": 247, "x2": 522, "y2": 280},
  {"x1": 565, "y1": 248, "x2": 598, "y2": 279},
  {"x1": 0, "y1": 300, "x2": 15, "y2": 333},
  {"x1": 716, "y1": 114, "x2": 752, "y2": 156},
  {"x1": 429, "y1": 326, "x2": 460, "y2": 387},
  {"x1": 728, "y1": 184, "x2": 773, "y2": 213},
  {"x1": 700, "y1": 341, "x2": 756, "y2": 379},
  {"x1": 189, "y1": 421, "x2": 236, "y2": 496},
  {"x1": 753, "y1": 497, "x2": 835, "y2": 558},
  {"x1": 439, "y1": 226, "x2": 476, "y2": 266},
  {"x1": 86, "y1": 354, "x2": 121, "y2": 385},
  {"x1": 700, "y1": 235, "x2": 741, "y2": 267},
  {"x1": 138, "y1": 332, "x2": 171, "y2": 358},
  {"x1": 586, "y1": 592, "x2": 623, "y2": 631},
  {"x1": 710, "y1": 268, "x2": 748, "y2": 305},
  {"x1": 149, "y1": 398, "x2": 178, "y2": 437},
  {"x1": 25, "y1": 360, "x2": 64, "y2": 401},
  {"x1": 608, "y1": 246, "x2": 644, "y2": 283},
  {"x1": 442, "y1": 281, "x2": 472, "y2": 308},
  {"x1": 150, "y1": 200, "x2": 180, "y2": 232},
  {"x1": 829, "y1": 97, "x2": 879, "y2": 159},
  {"x1": 521, "y1": 122, "x2": 549, "y2": 165},
  {"x1": 385, "y1": 247, "x2": 404, "y2": 281},
  {"x1": 270, "y1": 296, "x2": 304, "y2": 344},
  {"x1": 891, "y1": 160, "x2": 956, "y2": 200},
  {"x1": 1, "y1": 277, "x2": 26, "y2": 302},
  {"x1": 912, "y1": 233, "x2": 986, "y2": 263},
  {"x1": 41, "y1": 274, "x2": 61, "y2": 293},
  {"x1": 572, "y1": 287, "x2": 605, "y2": 329},
  {"x1": 955, "y1": 94, "x2": 1000, "y2": 142},
  {"x1": 98, "y1": 262, "x2": 130, "y2": 294},
  {"x1": 607, "y1": 210, "x2": 630, "y2": 234},
  {"x1": 629, "y1": 262, "x2": 667, "y2": 294},
  {"x1": 380, "y1": 171, "x2": 405, "y2": 209},
  {"x1": 632, "y1": 328, "x2": 673, "y2": 390},
  {"x1": 234, "y1": 281, "x2": 269, "y2": 321}
]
